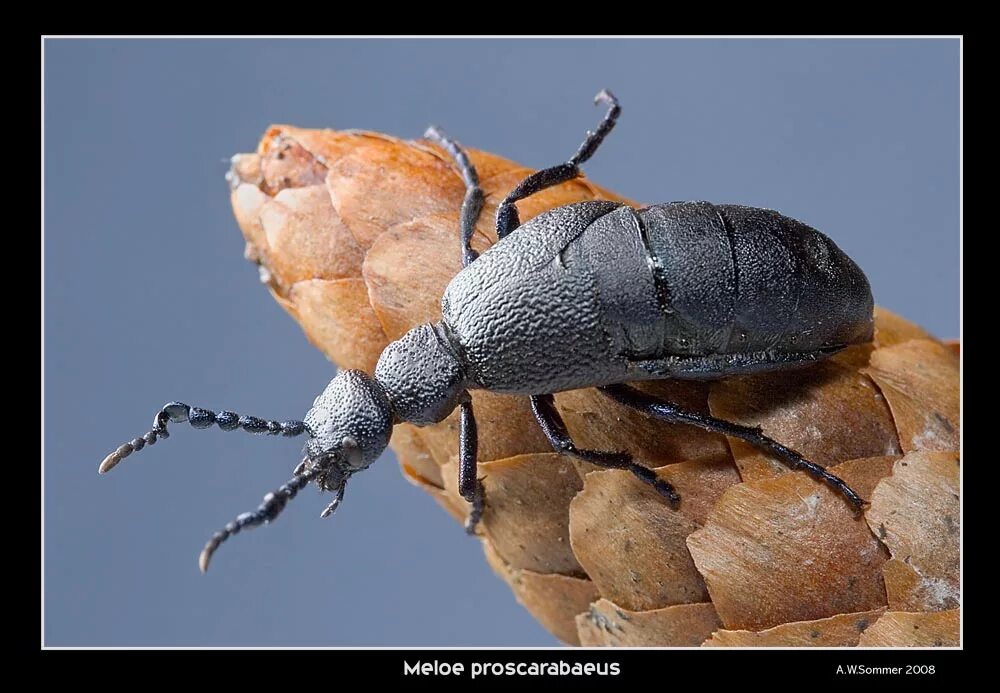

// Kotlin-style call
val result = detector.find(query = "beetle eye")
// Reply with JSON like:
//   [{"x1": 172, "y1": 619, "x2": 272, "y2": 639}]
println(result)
[{"x1": 340, "y1": 436, "x2": 364, "y2": 469}]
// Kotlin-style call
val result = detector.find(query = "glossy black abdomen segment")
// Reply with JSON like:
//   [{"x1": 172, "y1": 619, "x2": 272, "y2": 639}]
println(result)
[{"x1": 638, "y1": 202, "x2": 874, "y2": 357}]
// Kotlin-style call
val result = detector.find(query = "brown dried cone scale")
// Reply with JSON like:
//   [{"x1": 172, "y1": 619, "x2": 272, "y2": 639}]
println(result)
[{"x1": 228, "y1": 126, "x2": 961, "y2": 646}]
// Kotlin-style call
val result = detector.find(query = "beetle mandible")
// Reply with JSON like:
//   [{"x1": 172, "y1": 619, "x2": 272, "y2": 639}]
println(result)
[{"x1": 100, "y1": 90, "x2": 874, "y2": 571}]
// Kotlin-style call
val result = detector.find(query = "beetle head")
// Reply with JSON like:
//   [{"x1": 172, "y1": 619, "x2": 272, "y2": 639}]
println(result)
[
  {"x1": 196, "y1": 369, "x2": 394, "y2": 571},
  {"x1": 301, "y1": 368, "x2": 394, "y2": 486},
  {"x1": 99, "y1": 332, "x2": 464, "y2": 572}
]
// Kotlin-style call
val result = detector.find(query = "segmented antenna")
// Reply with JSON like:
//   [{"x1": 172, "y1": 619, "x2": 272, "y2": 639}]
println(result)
[
  {"x1": 199, "y1": 465, "x2": 319, "y2": 572},
  {"x1": 98, "y1": 402, "x2": 308, "y2": 474}
]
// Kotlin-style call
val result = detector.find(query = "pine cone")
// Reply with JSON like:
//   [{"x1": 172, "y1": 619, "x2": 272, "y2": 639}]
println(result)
[{"x1": 227, "y1": 126, "x2": 960, "y2": 647}]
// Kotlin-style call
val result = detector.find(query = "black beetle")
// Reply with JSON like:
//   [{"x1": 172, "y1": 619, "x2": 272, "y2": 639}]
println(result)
[{"x1": 101, "y1": 90, "x2": 873, "y2": 570}]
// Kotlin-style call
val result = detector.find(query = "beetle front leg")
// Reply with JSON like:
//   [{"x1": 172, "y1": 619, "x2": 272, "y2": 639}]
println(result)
[
  {"x1": 530, "y1": 393, "x2": 679, "y2": 505},
  {"x1": 600, "y1": 384, "x2": 867, "y2": 513},
  {"x1": 424, "y1": 126, "x2": 485, "y2": 269},
  {"x1": 458, "y1": 399, "x2": 485, "y2": 533}
]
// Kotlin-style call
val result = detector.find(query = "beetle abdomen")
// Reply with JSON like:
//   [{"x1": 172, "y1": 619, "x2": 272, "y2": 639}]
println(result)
[
  {"x1": 442, "y1": 200, "x2": 874, "y2": 394},
  {"x1": 639, "y1": 202, "x2": 874, "y2": 358}
]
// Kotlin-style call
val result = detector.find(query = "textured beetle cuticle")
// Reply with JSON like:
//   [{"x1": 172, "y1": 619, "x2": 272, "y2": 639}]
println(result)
[{"x1": 103, "y1": 89, "x2": 874, "y2": 570}]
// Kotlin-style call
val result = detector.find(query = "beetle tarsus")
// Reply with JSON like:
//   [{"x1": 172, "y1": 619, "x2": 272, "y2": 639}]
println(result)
[
  {"x1": 423, "y1": 125, "x2": 484, "y2": 269},
  {"x1": 494, "y1": 89, "x2": 620, "y2": 240},
  {"x1": 464, "y1": 480, "x2": 486, "y2": 534},
  {"x1": 571, "y1": 89, "x2": 620, "y2": 166},
  {"x1": 652, "y1": 479, "x2": 682, "y2": 507}
]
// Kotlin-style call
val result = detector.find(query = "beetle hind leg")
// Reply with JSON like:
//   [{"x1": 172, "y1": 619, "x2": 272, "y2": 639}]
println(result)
[
  {"x1": 600, "y1": 384, "x2": 867, "y2": 513},
  {"x1": 530, "y1": 393, "x2": 679, "y2": 505}
]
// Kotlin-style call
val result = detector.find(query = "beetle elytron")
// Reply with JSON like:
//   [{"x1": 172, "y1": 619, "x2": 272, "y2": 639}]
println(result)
[{"x1": 101, "y1": 90, "x2": 874, "y2": 571}]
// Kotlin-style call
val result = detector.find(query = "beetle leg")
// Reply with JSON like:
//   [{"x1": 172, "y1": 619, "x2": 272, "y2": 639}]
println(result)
[
  {"x1": 98, "y1": 402, "x2": 308, "y2": 474},
  {"x1": 600, "y1": 384, "x2": 867, "y2": 513},
  {"x1": 458, "y1": 400, "x2": 485, "y2": 533},
  {"x1": 424, "y1": 126, "x2": 485, "y2": 269},
  {"x1": 530, "y1": 393, "x2": 679, "y2": 505},
  {"x1": 459, "y1": 401, "x2": 485, "y2": 533},
  {"x1": 496, "y1": 90, "x2": 621, "y2": 240}
]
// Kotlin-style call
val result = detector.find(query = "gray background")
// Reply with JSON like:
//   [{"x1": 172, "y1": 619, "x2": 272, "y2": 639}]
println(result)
[{"x1": 44, "y1": 38, "x2": 959, "y2": 646}]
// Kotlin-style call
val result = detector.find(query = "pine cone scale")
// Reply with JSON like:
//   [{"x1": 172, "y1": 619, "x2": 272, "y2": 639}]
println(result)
[{"x1": 227, "y1": 128, "x2": 960, "y2": 647}]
